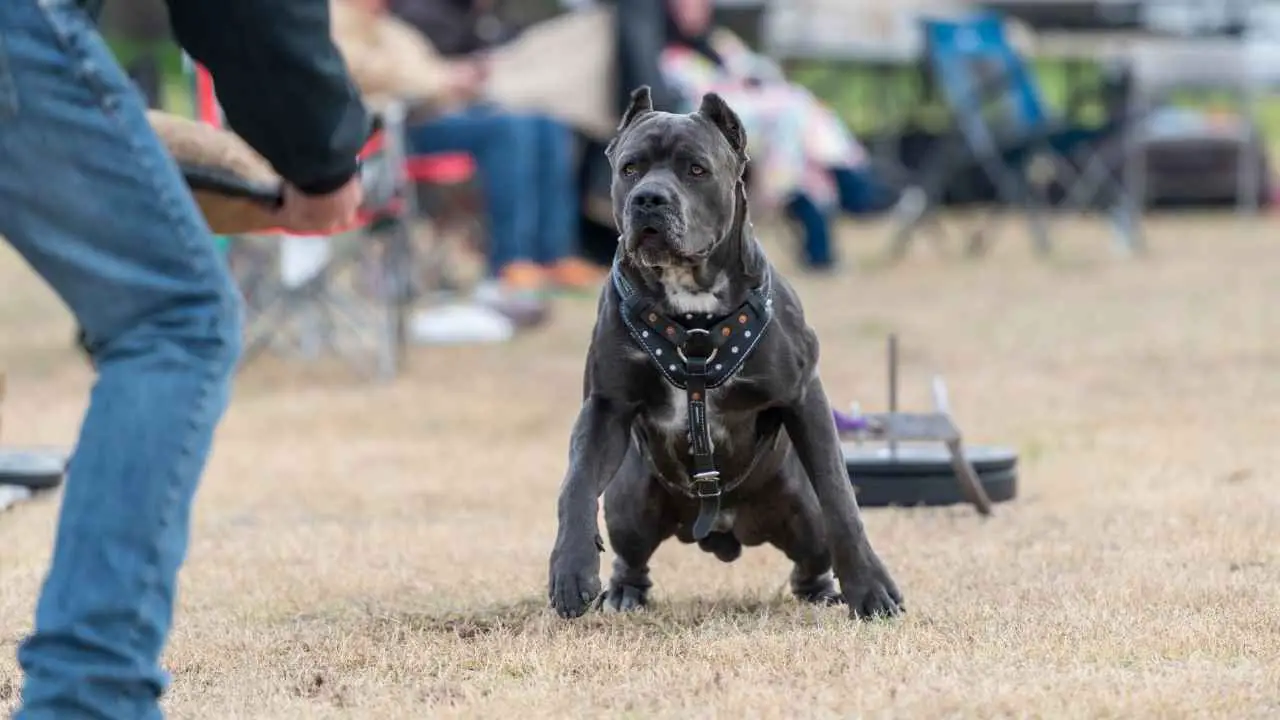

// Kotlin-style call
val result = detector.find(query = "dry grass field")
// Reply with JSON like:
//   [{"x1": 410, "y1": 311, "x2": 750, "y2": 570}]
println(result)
[{"x1": 1, "y1": 214, "x2": 1279, "y2": 718}]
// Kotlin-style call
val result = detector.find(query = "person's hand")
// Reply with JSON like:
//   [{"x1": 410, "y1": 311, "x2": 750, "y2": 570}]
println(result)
[
  {"x1": 275, "y1": 175, "x2": 364, "y2": 234},
  {"x1": 470, "y1": 53, "x2": 492, "y2": 83},
  {"x1": 443, "y1": 59, "x2": 487, "y2": 103}
]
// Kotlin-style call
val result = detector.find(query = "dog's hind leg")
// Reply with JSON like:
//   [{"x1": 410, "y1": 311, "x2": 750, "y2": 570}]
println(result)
[{"x1": 600, "y1": 448, "x2": 678, "y2": 612}]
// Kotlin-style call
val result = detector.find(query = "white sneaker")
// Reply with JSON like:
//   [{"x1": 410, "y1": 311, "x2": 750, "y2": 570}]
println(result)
[
  {"x1": 409, "y1": 303, "x2": 515, "y2": 345},
  {"x1": 470, "y1": 278, "x2": 551, "y2": 329},
  {"x1": 279, "y1": 235, "x2": 332, "y2": 288}
]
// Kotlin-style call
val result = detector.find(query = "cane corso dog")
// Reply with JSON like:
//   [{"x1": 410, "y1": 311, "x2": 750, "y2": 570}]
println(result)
[{"x1": 547, "y1": 86, "x2": 903, "y2": 620}]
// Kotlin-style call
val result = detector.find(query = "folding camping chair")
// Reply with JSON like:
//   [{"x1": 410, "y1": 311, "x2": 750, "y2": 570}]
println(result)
[
  {"x1": 888, "y1": 12, "x2": 1143, "y2": 261},
  {"x1": 1124, "y1": 39, "x2": 1275, "y2": 217},
  {"x1": 188, "y1": 59, "x2": 417, "y2": 381}
]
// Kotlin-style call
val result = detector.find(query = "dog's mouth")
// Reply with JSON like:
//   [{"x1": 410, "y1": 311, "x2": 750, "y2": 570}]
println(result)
[
  {"x1": 637, "y1": 224, "x2": 663, "y2": 243},
  {"x1": 627, "y1": 226, "x2": 695, "y2": 269}
]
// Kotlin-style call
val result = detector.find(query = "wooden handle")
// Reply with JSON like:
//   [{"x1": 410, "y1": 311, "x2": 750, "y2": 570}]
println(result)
[{"x1": 180, "y1": 164, "x2": 283, "y2": 208}]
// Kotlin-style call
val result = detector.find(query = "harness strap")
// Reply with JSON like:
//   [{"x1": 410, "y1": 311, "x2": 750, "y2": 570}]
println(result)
[{"x1": 683, "y1": 329, "x2": 720, "y2": 541}]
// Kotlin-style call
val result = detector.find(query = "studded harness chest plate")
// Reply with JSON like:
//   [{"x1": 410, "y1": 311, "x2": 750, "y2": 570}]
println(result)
[{"x1": 611, "y1": 262, "x2": 774, "y2": 540}]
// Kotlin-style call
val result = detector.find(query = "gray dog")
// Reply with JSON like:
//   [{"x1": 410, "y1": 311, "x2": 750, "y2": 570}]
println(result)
[{"x1": 547, "y1": 86, "x2": 903, "y2": 620}]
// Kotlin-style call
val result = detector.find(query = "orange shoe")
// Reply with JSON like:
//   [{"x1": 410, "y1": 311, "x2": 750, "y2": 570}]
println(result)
[
  {"x1": 546, "y1": 257, "x2": 607, "y2": 292},
  {"x1": 499, "y1": 261, "x2": 549, "y2": 294}
]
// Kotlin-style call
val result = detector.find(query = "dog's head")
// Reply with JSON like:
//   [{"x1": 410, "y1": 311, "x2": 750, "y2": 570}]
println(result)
[{"x1": 606, "y1": 86, "x2": 749, "y2": 270}]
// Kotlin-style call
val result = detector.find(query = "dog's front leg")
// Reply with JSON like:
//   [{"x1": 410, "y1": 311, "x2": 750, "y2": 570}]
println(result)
[
  {"x1": 549, "y1": 395, "x2": 633, "y2": 618},
  {"x1": 783, "y1": 376, "x2": 904, "y2": 619}
]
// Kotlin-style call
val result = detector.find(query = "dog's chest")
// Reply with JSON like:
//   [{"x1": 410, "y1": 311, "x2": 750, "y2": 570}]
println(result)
[
  {"x1": 651, "y1": 380, "x2": 733, "y2": 448},
  {"x1": 660, "y1": 268, "x2": 727, "y2": 316}
]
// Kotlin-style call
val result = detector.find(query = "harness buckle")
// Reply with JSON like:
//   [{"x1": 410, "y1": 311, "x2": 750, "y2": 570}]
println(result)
[
  {"x1": 692, "y1": 470, "x2": 722, "y2": 498},
  {"x1": 679, "y1": 328, "x2": 718, "y2": 364}
]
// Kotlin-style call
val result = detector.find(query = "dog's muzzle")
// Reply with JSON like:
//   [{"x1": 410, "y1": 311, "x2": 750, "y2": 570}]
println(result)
[{"x1": 626, "y1": 210, "x2": 684, "y2": 260}]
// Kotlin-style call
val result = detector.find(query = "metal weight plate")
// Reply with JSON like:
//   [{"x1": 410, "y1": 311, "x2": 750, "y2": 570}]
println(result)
[
  {"x1": 851, "y1": 468, "x2": 1018, "y2": 508},
  {"x1": 843, "y1": 444, "x2": 1019, "y2": 508},
  {"x1": 843, "y1": 443, "x2": 1018, "y2": 477}
]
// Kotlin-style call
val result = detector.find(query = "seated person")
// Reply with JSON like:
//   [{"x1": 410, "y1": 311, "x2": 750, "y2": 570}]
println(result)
[
  {"x1": 381, "y1": 0, "x2": 604, "y2": 296},
  {"x1": 657, "y1": 0, "x2": 901, "y2": 269}
]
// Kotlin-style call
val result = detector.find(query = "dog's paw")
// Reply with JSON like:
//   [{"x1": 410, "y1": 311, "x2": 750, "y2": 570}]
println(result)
[
  {"x1": 549, "y1": 566, "x2": 602, "y2": 619},
  {"x1": 597, "y1": 580, "x2": 649, "y2": 613},
  {"x1": 840, "y1": 555, "x2": 904, "y2": 620},
  {"x1": 548, "y1": 549, "x2": 602, "y2": 619},
  {"x1": 793, "y1": 574, "x2": 845, "y2": 606}
]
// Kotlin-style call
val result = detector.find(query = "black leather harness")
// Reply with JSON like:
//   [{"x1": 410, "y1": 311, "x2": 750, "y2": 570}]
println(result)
[{"x1": 612, "y1": 262, "x2": 774, "y2": 541}]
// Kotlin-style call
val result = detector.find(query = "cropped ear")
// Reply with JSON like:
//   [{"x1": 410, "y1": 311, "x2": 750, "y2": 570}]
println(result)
[
  {"x1": 619, "y1": 85, "x2": 654, "y2": 130},
  {"x1": 605, "y1": 85, "x2": 654, "y2": 158},
  {"x1": 697, "y1": 92, "x2": 748, "y2": 161}
]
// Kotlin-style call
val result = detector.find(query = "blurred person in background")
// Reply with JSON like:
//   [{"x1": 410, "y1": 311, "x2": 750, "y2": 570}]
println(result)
[
  {"x1": 657, "y1": 0, "x2": 903, "y2": 269},
  {"x1": 570, "y1": 0, "x2": 686, "y2": 267},
  {"x1": 367, "y1": 0, "x2": 604, "y2": 301},
  {"x1": 2, "y1": 0, "x2": 368, "y2": 716}
]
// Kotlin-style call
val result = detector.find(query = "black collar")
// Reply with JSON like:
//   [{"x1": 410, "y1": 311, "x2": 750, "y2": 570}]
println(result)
[{"x1": 611, "y1": 261, "x2": 774, "y2": 391}]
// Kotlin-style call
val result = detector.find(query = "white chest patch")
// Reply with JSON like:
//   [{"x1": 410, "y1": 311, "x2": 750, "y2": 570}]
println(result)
[
  {"x1": 660, "y1": 268, "x2": 728, "y2": 316},
  {"x1": 653, "y1": 381, "x2": 733, "y2": 450}
]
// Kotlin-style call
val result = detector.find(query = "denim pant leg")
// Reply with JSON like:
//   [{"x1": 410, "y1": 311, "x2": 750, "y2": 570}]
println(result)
[
  {"x1": 833, "y1": 166, "x2": 899, "y2": 215},
  {"x1": 527, "y1": 115, "x2": 579, "y2": 264},
  {"x1": 786, "y1": 192, "x2": 835, "y2": 268},
  {"x1": 406, "y1": 107, "x2": 538, "y2": 277},
  {"x1": 0, "y1": 1, "x2": 242, "y2": 718}
]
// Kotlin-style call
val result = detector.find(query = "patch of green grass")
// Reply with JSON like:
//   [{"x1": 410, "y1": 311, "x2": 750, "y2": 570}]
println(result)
[{"x1": 784, "y1": 55, "x2": 1280, "y2": 155}]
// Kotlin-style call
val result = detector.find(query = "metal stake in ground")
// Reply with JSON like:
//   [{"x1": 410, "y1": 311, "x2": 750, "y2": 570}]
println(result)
[{"x1": 887, "y1": 334, "x2": 898, "y2": 459}]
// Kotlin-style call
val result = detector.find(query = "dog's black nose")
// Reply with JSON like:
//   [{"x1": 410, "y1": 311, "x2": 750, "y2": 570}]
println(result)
[{"x1": 632, "y1": 189, "x2": 670, "y2": 211}]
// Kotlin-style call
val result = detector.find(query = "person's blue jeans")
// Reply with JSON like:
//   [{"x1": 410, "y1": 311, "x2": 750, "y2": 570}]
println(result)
[
  {"x1": 1, "y1": 0, "x2": 243, "y2": 717},
  {"x1": 834, "y1": 166, "x2": 899, "y2": 216},
  {"x1": 787, "y1": 166, "x2": 901, "y2": 268},
  {"x1": 786, "y1": 192, "x2": 833, "y2": 268},
  {"x1": 407, "y1": 105, "x2": 579, "y2": 277}
]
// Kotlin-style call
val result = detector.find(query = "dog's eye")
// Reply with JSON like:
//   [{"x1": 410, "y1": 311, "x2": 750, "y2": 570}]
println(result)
[
  {"x1": 689, "y1": 163, "x2": 707, "y2": 177},
  {"x1": 621, "y1": 162, "x2": 638, "y2": 177}
]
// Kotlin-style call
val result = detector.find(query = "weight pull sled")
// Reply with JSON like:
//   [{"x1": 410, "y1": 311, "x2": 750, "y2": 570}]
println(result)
[{"x1": 834, "y1": 335, "x2": 1018, "y2": 513}]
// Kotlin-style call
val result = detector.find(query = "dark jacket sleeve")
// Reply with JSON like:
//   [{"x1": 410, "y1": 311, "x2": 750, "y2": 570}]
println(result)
[{"x1": 165, "y1": 0, "x2": 370, "y2": 195}]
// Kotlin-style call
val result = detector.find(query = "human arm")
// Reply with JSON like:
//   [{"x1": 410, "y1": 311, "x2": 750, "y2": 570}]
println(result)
[
  {"x1": 711, "y1": 28, "x2": 786, "y2": 87},
  {"x1": 333, "y1": 2, "x2": 487, "y2": 109},
  {"x1": 164, "y1": 0, "x2": 369, "y2": 195}
]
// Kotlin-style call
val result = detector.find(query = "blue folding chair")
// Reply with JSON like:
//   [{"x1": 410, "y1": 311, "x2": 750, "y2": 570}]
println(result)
[{"x1": 889, "y1": 12, "x2": 1143, "y2": 259}]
